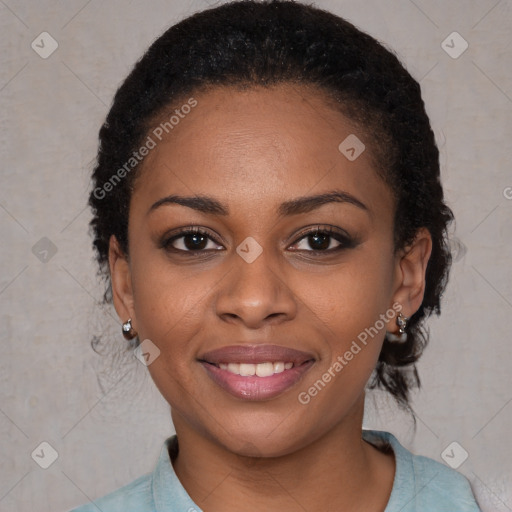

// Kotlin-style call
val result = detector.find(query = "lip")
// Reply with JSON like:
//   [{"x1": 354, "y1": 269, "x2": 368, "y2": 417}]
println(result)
[
  {"x1": 200, "y1": 344, "x2": 315, "y2": 365},
  {"x1": 198, "y1": 344, "x2": 316, "y2": 401}
]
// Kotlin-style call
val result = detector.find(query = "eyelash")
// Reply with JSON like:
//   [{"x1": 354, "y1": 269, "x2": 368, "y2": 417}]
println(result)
[{"x1": 160, "y1": 225, "x2": 356, "y2": 255}]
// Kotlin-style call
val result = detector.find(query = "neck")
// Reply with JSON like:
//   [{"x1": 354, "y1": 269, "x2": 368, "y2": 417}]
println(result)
[{"x1": 170, "y1": 395, "x2": 395, "y2": 512}]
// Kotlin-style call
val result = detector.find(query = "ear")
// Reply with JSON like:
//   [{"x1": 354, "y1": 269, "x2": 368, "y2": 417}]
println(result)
[
  {"x1": 108, "y1": 234, "x2": 136, "y2": 327},
  {"x1": 388, "y1": 228, "x2": 432, "y2": 328}
]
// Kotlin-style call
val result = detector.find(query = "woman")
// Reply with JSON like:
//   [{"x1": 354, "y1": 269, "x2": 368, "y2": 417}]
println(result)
[{"x1": 72, "y1": 1, "x2": 481, "y2": 510}]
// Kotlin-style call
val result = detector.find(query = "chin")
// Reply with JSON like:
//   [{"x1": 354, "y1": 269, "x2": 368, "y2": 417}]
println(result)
[{"x1": 210, "y1": 415, "x2": 313, "y2": 459}]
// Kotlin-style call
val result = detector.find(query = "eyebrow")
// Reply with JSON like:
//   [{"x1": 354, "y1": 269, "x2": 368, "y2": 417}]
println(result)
[{"x1": 148, "y1": 190, "x2": 369, "y2": 217}]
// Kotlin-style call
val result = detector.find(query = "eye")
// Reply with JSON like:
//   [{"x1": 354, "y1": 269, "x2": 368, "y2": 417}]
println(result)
[
  {"x1": 161, "y1": 225, "x2": 355, "y2": 255},
  {"x1": 289, "y1": 226, "x2": 354, "y2": 253},
  {"x1": 162, "y1": 227, "x2": 224, "y2": 253}
]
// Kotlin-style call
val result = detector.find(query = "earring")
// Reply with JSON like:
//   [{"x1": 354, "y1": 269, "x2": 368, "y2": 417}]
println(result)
[
  {"x1": 385, "y1": 312, "x2": 409, "y2": 343},
  {"x1": 122, "y1": 318, "x2": 137, "y2": 340}
]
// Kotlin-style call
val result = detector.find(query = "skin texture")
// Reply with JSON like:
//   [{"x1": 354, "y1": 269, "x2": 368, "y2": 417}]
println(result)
[{"x1": 109, "y1": 83, "x2": 432, "y2": 511}]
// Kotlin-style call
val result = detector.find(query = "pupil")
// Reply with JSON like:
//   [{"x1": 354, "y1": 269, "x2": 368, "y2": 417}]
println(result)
[
  {"x1": 185, "y1": 233, "x2": 207, "y2": 250},
  {"x1": 309, "y1": 232, "x2": 329, "y2": 250}
]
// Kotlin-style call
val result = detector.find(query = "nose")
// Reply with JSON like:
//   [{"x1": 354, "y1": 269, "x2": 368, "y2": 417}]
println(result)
[{"x1": 214, "y1": 249, "x2": 298, "y2": 329}]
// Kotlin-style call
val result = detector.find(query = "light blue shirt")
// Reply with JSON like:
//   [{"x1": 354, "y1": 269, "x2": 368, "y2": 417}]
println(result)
[{"x1": 71, "y1": 429, "x2": 481, "y2": 511}]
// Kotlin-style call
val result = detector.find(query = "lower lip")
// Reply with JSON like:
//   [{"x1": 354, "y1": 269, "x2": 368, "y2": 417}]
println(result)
[{"x1": 200, "y1": 360, "x2": 315, "y2": 401}]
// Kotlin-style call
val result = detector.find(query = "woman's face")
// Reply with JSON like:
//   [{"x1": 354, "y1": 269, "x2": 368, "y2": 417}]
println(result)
[{"x1": 110, "y1": 83, "x2": 430, "y2": 457}]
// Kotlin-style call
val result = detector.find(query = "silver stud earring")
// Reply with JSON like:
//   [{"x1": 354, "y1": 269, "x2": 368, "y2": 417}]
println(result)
[
  {"x1": 122, "y1": 318, "x2": 137, "y2": 340},
  {"x1": 385, "y1": 312, "x2": 409, "y2": 343}
]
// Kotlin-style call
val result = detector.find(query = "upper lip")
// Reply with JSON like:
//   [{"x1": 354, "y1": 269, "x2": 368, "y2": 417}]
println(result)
[{"x1": 199, "y1": 344, "x2": 315, "y2": 365}]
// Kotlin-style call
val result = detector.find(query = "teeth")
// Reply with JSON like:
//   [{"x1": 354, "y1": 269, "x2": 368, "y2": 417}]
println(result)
[
  {"x1": 239, "y1": 363, "x2": 256, "y2": 376},
  {"x1": 256, "y1": 362, "x2": 274, "y2": 377},
  {"x1": 227, "y1": 363, "x2": 239, "y2": 374},
  {"x1": 274, "y1": 362, "x2": 285, "y2": 374},
  {"x1": 217, "y1": 362, "x2": 294, "y2": 376}
]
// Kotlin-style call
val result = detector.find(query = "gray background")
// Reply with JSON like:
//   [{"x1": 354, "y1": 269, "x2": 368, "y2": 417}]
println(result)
[{"x1": 1, "y1": 0, "x2": 511, "y2": 511}]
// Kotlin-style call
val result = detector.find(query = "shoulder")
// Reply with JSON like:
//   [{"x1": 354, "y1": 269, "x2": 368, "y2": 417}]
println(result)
[
  {"x1": 69, "y1": 435, "x2": 197, "y2": 512},
  {"x1": 69, "y1": 473, "x2": 154, "y2": 512},
  {"x1": 407, "y1": 452, "x2": 481, "y2": 510},
  {"x1": 363, "y1": 429, "x2": 482, "y2": 512}
]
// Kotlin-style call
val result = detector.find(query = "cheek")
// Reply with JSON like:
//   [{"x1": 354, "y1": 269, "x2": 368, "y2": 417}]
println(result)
[
  {"x1": 297, "y1": 245, "x2": 395, "y2": 337},
  {"x1": 129, "y1": 253, "x2": 209, "y2": 415},
  {"x1": 127, "y1": 244, "x2": 233, "y2": 397},
  {"x1": 129, "y1": 242, "x2": 209, "y2": 336},
  {"x1": 293, "y1": 245, "x2": 395, "y2": 391}
]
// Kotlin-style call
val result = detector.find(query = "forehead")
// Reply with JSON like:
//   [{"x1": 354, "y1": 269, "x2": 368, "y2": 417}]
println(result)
[{"x1": 132, "y1": 83, "x2": 392, "y2": 220}]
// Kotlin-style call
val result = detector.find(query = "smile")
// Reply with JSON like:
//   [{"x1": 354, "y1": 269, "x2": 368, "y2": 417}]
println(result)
[
  {"x1": 218, "y1": 361, "x2": 294, "y2": 377},
  {"x1": 199, "y1": 344, "x2": 315, "y2": 400}
]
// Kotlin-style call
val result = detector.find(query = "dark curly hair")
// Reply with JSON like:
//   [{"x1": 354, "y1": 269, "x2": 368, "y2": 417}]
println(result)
[{"x1": 88, "y1": 0, "x2": 454, "y2": 413}]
